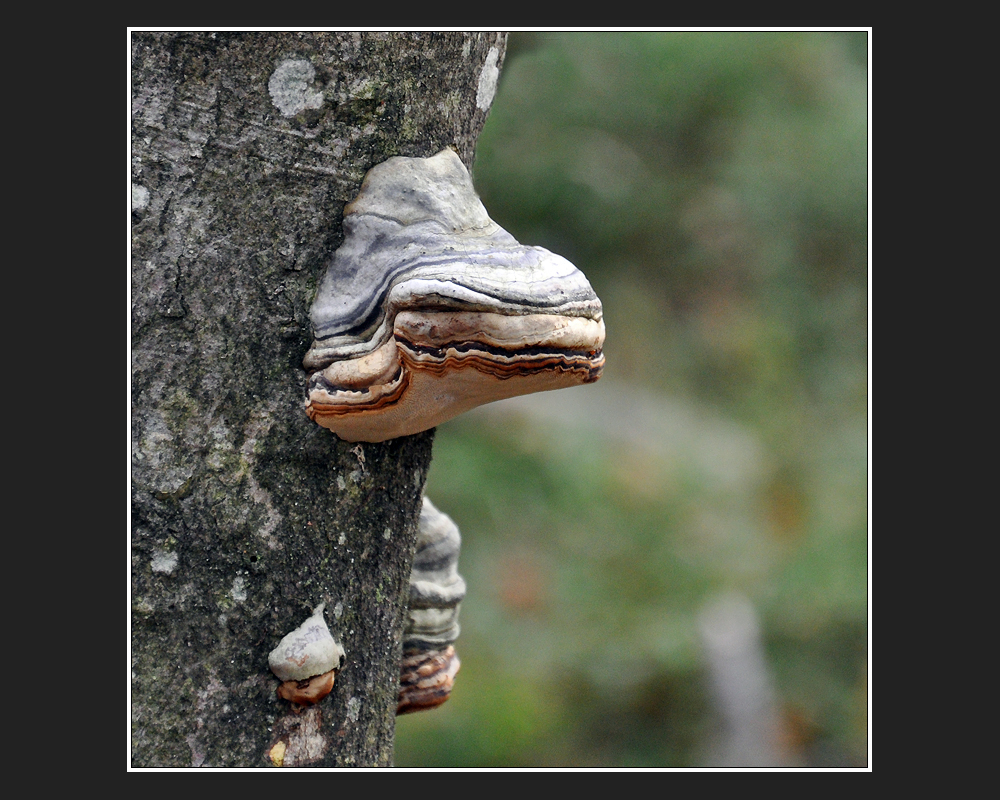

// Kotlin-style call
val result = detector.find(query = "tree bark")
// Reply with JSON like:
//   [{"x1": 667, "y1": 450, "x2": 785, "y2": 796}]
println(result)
[{"x1": 131, "y1": 31, "x2": 506, "y2": 768}]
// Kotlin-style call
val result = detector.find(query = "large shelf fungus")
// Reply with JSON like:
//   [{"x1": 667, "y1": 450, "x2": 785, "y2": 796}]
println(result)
[
  {"x1": 303, "y1": 147, "x2": 605, "y2": 443},
  {"x1": 398, "y1": 497, "x2": 466, "y2": 714}
]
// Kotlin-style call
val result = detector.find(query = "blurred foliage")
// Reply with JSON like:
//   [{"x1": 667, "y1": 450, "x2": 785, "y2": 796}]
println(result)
[{"x1": 395, "y1": 30, "x2": 868, "y2": 768}]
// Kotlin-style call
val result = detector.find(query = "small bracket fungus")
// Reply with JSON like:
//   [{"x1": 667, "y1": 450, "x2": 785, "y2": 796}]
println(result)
[
  {"x1": 268, "y1": 603, "x2": 345, "y2": 709},
  {"x1": 303, "y1": 147, "x2": 606, "y2": 443},
  {"x1": 398, "y1": 497, "x2": 466, "y2": 714}
]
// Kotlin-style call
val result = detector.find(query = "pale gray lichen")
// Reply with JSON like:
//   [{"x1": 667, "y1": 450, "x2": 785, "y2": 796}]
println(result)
[
  {"x1": 132, "y1": 183, "x2": 150, "y2": 212},
  {"x1": 476, "y1": 47, "x2": 500, "y2": 111},
  {"x1": 231, "y1": 576, "x2": 247, "y2": 603},
  {"x1": 269, "y1": 58, "x2": 324, "y2": 117},
  {"x1": 151, "y1": 549, "x2": 179, "y2": 574}
]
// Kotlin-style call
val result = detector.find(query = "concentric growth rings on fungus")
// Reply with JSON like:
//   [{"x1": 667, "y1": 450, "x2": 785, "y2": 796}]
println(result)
[
  {"x1": 397, "y1": 497, "x2": 466, "y2": 714},
  {"x1": 303, "y1": 147, "x2": 605, "y2": 442}
]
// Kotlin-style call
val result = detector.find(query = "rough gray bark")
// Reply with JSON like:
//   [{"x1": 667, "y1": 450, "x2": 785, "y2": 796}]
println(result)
[{"x1": 131, "y1": 31, "x2": 506, "y2": 768}]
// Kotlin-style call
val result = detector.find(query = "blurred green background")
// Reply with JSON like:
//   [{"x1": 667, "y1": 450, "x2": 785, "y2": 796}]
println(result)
[{"x1": 395, "y1": 30, "x2": 869, "y2": 768}]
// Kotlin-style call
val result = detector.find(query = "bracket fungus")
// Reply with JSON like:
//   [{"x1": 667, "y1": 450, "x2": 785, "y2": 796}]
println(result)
[
  {"x1": 398, "y1": 497, "x2": 466, "y2": 714},
  {"x1": 268, "y1": 603, "x2": 345, "y2": 708},
  {"x1": 303, "y1": 147, "x2": 605, "y2": 443}
]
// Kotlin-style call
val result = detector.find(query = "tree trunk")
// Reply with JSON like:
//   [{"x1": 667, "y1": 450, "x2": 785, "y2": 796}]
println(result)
[{"x1": 131, "y1": 31, "x2": 506, "y2": 768}]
